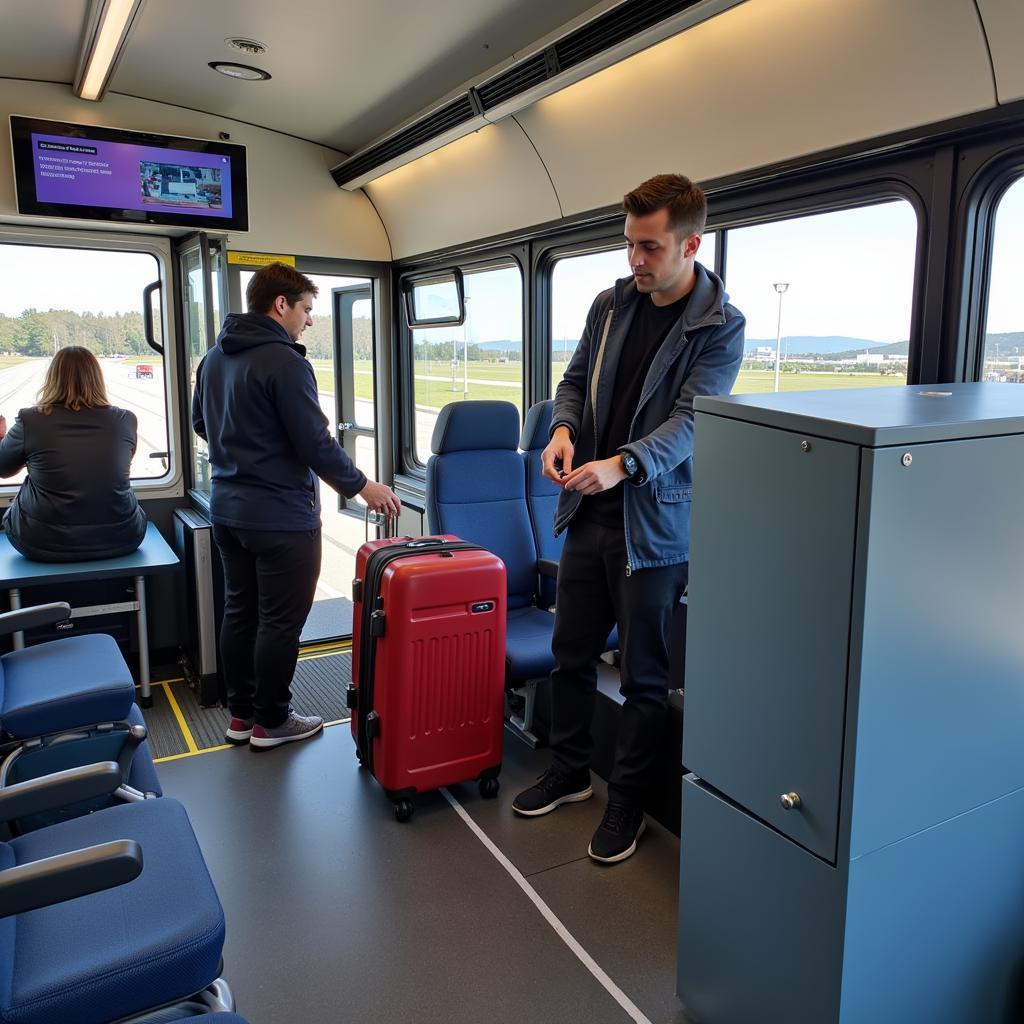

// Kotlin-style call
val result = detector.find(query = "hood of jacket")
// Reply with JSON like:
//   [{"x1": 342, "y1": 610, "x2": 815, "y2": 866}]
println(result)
[{"x1": 216, "y1": 312, "x2": 305, "y2": 356}]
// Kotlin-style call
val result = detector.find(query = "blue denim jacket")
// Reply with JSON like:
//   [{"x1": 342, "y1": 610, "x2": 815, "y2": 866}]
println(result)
[{"x1": 551, "y1": 263, "x2": 745, "y2": 570}]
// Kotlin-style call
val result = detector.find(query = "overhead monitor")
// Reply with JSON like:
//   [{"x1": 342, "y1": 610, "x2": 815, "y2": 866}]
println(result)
[{"x1": 10, "y1": 115, "x2": 249, "y2": 230}]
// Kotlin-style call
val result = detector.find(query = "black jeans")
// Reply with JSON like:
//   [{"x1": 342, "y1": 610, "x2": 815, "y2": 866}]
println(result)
[
  {"x1": 548, "y1": 515, "x2": 689, "y2": 808},
  {"x1": 212, "y1": 525, "x2": 321, "y2": 728}
]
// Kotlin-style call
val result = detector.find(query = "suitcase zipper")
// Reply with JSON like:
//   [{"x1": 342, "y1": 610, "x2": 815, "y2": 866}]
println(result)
[{"x1": 355, "y1": 539, "x2": 483, "y2": 774}]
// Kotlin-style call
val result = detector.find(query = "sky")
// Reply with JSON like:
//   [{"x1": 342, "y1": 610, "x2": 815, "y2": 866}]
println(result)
[{"x1": 2, "y1": 184, "x2": 1022, "y2": 348}]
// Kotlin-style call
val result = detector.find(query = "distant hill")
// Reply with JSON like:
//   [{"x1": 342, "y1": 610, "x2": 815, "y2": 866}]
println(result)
[{"x1": 745, "y1": 336, "x2": 891, "y2": 356}]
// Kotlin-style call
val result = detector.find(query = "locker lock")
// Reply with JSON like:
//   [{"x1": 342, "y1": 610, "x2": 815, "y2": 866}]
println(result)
[
  {"x1": 779, "y1": 792, "x2": 802, "y2": 811},
  {"x1": 901, "y1": 452, "x2": 913, "y2": 467}
]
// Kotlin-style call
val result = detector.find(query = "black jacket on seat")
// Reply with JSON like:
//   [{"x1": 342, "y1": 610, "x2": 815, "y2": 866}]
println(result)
[{"x1": 0, "y1": 405, "x2": 147, "y2": 562}]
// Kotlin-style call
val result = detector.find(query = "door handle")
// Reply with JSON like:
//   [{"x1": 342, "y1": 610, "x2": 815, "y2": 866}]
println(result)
[{"x1": 338, "y1": 422, "x2": 354, "y2": 432}]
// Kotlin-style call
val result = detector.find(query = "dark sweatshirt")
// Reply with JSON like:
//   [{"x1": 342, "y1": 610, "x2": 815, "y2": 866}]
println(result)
[{"x1": 192, "y1": 312, "x2": 367, "y2": 531}]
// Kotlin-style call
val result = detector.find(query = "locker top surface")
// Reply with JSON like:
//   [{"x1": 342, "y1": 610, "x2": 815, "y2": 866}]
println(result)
[{"x1": 694, "y1": 383, "x2": 1024, "y2": 447}]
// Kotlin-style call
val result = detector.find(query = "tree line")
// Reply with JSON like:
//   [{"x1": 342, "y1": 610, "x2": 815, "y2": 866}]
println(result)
[
  {"x1": 0, "y1": 309, "x2": 152, "y2": 357},
  {"x1": 0, "y1": 308, "x2": 374, "y2": 361}
]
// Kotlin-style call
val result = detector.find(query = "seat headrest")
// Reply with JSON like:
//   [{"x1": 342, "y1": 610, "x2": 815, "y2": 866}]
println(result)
[
  {"x1": 520, "y1": 400, "x2": 555, "y2": 452},
  {"x1": 431, "y1": 401, "x2": 520, "y2": 454}
]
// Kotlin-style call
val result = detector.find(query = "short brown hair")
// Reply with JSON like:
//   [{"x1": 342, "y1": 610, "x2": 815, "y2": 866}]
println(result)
[
  {"x1": 37, "y1": 346, "x2": 110, "y2": 414},
  {"x1": 622, "y1": 174, "x2": 707, "y2": 239},
  {"x1": 246, "y1": 263, "x2": 318, "y2": 314}
]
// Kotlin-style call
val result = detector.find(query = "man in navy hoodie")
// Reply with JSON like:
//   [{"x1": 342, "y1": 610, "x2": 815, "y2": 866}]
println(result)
[{"x1": 193, "y1": 263, "x2": 399, "y2": 750}]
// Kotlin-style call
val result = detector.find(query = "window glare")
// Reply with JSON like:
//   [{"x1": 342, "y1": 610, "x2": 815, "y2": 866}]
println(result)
[
  {"x1": 981, "y1": 177, "x2": 1024, "y2": 382},
  {"x1": 411, "y1": 263, "x2": 523, "y2": 463}
]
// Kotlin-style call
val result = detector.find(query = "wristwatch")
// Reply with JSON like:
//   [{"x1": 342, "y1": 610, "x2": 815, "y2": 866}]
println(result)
[{"x1": 620, "y1": 452, "x2": 640, "y2": 479}]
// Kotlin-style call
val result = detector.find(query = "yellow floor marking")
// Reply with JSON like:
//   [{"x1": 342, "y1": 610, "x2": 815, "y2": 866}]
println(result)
[{"x1": 161, "y1": 680, "x2": 199, "y2": 755}]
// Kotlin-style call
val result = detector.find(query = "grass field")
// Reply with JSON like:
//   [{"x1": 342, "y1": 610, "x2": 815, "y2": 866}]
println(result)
[{"x1": 311, "y1": 359, "x2": 905, "y2": 410}]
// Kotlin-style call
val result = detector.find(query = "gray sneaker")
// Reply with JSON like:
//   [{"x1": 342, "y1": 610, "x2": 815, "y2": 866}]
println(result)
[{"x1": 249, "y1": 710, "x2": 324, "y2": 750}]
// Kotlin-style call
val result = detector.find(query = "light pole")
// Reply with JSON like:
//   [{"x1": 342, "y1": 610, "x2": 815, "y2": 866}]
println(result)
[
  {"x1": 772, "y1": 282, "x2": 790, "y2": 393},
  {"x1": 462, "y1": 296, "x2": 471, "y2": 400}
]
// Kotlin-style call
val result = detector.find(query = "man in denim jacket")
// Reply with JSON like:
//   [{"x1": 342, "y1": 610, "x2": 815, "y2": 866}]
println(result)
[{"x1": 513, "y1": 175, "x2": 745, "y2": 862}]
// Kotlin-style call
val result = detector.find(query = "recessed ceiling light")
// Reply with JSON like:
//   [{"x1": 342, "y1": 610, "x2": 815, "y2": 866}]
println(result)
[{"x1": 209, "y1": 61, "x2": 271, "y2": 81}]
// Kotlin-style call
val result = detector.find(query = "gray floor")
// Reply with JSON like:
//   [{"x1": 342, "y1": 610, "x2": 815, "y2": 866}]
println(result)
[{"x1": 160, "y1": 725, "x2": 693, "y2": 1024}]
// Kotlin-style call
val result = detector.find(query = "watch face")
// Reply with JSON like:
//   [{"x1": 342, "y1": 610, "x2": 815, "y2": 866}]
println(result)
[{"x1": 623, "y1": 454, "x2": 637, "y2": 476}]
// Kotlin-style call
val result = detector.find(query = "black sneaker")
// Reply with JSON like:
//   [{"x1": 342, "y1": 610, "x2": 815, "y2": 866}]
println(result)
[
  {"x1": 512, "y1": 765, "x2": 593, "y2": 817},
  {"x1": 588, "y1": 802, "x2": 646, "y2": 863}
]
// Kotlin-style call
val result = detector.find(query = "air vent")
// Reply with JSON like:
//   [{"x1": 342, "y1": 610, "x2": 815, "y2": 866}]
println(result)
[
  {"x1": 225, "y1": 37, "x2": 267, "y2": 56},
  {"x1": 332, "y1": 94, "x2": 477, "y2": 186},
  {"x1": 333, "y1": 0, "x2": 728, "y2": 188},
  {"x1": 475, "y1": 53, "x2": 548, "y2": 109},
  {"x1": 554, "y1": 0, "x2": 699, "y2": 70}
]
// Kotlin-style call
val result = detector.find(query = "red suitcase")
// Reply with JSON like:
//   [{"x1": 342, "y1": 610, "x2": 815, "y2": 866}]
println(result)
[{"x1": 347, "y1": 533, "x2": 506, "y2": 821}]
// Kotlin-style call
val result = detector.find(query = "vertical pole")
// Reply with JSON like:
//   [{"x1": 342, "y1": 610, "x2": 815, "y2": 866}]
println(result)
[
  {"x1": 773, "y1": 289, "x2": 784, "y2": 394},
  {"x1": 9, "y1": 588, "x2": 23, "y2": 650},
  {"x1": 135, "y1": 576, "x2": 151, "y2": 708}
]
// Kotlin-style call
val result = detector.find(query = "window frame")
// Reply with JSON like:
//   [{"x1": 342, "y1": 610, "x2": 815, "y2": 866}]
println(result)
[
  {"x1": 952, "y1": 148, "x2": 1024, "y2": 382},
  {"x1": 0, "y1": 225, "x2": 183, "y2": 499},
  {"x1": 396, "y1": 248, "x2": 527, "y2": 486}
]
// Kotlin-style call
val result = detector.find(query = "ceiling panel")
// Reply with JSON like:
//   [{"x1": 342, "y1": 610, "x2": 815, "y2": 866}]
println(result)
[
  {"x1": 975, "y1": 0, "x2": 1024, "y2": 104},
  {"x1": 108, "y1": 0, "x2": 601, "y2": 153},
  {"x1": 0, "y1": 1, "x2": 88, "y2": 84}
]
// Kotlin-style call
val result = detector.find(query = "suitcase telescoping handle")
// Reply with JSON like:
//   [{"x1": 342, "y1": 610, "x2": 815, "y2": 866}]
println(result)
[{"x1": 365, "y1": 507, "x2": 398, "y2": 541}]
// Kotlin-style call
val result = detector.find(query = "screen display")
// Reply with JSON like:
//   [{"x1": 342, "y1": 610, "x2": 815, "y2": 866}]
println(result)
[{"x1": 10, "y1": 116, "x2": 248, "y2": 230}]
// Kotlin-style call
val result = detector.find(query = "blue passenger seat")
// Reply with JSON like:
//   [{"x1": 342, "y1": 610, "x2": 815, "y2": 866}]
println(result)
[
  {"x1": 0, "y1": 603, "x2": 161, "y2": 828},
  {"x1": 519, "y1": 400, "x2": 564, "y2": 609},
  {"x1": 427, "y1": 401, "x2": 560, "y2": 743},
  {"x1": 0, "y1": 763, "x2": 229, "y2": 1024}
]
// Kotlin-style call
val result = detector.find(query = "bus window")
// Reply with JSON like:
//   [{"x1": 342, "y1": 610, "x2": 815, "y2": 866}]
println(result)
[
  {"x1": 549, "y1": 234, "x2": 716, "y2": 396},
  {"x1": 410, "y1": 262, "x2": 523, "y2": 463},
  {"x1": 0, "y1": 241, "x2": 169, "y2": 483},
  {"x1": 723, "y1": 201, "x2": 918, "y2": 394},
  {"x1": 980, "y1": 176, "x2": 1024, "y2": 383}
]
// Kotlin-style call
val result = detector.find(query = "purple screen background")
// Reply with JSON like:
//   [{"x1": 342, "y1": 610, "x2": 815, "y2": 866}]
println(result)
[{"x1": 31, "y1": 132, "x2": 233, "y2": 218}]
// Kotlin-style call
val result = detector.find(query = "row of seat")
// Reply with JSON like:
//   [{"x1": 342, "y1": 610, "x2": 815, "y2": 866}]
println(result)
[
  {"x1": 0, "y1": 603, "x2": 249, "y2": 1023},
  {"x1": 426, "y1": 399, "x2": 617, "y2": 740}
]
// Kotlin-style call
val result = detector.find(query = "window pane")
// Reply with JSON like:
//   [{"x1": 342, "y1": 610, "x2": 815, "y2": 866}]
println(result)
[
  {"x1": 549, "y1": 234, "x2": 717, "y2": 395},
  {"x1": 725, "y1": 202, "x2": 917, "y2": 394},
  {"x1": 411, "y1": 263, "x2": 522, "y2": 463},
  {"x1": 981, "y1": 177, "x2": 1024, "y2": 382},
  {"x1": 0, "y1": 242, "x2": 168, "y2": 483}
]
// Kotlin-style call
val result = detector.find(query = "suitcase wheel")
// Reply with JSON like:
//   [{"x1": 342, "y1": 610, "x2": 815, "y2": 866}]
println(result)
[
  {"x1": 479, "y1": 777, "x2": 500, "y2": 800},
  {"x1": 355, "y1": 747, "x2": 365, "y2": 769},
  {"x1": 394, "y1": 799, "x2": 415, "y2": 823}
]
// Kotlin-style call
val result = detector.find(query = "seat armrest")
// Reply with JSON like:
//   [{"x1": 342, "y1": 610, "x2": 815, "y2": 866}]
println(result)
[
  {"x1": 537, "y1": 559, "x2": 559, "y2": 579},
  {"x1": 0, "y1": 602, "x2": 72, "y2": 637},
  {"x1": 0, "y1": 839, "x2": 142, "y2": 917},
  {"x1": 0, "y1": 761, "x2": 122, "y2": 823}
]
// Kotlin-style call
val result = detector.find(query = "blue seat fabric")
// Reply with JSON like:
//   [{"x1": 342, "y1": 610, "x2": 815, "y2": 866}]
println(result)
[
  {"x1": 2, "y1": 798, "x2": 224, "y2": 1024},
  {"x1": 520, "y1": 400, "x2": 564, "y2": 608},
  {"x1": 0, "y1": 634, "x2": 134, "y2": 738},
  {"x1": 427, "y1": 402, "x2": 538, "y2": 610}
]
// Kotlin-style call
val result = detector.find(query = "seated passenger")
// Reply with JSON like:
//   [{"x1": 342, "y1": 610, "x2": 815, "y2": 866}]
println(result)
[{"x1": 0, "y1": 346, "x2": 147, "y2": 562}]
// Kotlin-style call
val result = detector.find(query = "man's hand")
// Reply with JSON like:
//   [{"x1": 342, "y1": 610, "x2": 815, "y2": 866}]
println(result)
[
  {"x1": 359, "y1": 480, "x2": 401, "y2": 517},
  {"x1": 562, "y1": 456, "x2": 628, "y2": 496},
  {"x1": 542, "y1": 426, "x2": 575, "y2": 486}
]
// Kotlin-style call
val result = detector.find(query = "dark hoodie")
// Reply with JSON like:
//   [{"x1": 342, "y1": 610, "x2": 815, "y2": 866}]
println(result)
[{"x1": 192, "y1": 312, "x2": 367, "y2": 531}]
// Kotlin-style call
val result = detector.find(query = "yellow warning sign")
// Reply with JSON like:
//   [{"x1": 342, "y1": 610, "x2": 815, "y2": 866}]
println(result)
[{"x1": 226, "y1": 251, "x2": 296, "y2": 268}]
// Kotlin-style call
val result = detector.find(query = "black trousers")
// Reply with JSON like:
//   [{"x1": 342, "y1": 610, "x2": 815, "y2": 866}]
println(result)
[
  {"x1": 548, "y1": 516, "x2": 689, "y2": 808},
  {"x1": 212, "y1": 525, "x2": 321, "y2": 729}
]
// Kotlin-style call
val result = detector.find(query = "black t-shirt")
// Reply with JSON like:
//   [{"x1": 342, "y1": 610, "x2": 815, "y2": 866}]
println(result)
[{"x1": 581, "y1": 291, "x2": 690, "y2": 527}]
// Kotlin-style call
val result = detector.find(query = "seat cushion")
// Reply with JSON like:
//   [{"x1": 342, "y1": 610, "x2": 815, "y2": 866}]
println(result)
[
  {"x1": 0, "y1": 635, "x2": 134, "y2": 739},
  {"x1": 4, "y1": 798, "x2": 224, "y2": 1024},
  {"x1": 505, "y1": 606, "x2": 558, "y2": 681},
  {"x1": 505, "y1": 608, "x2": 617, "y2": 683}
]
